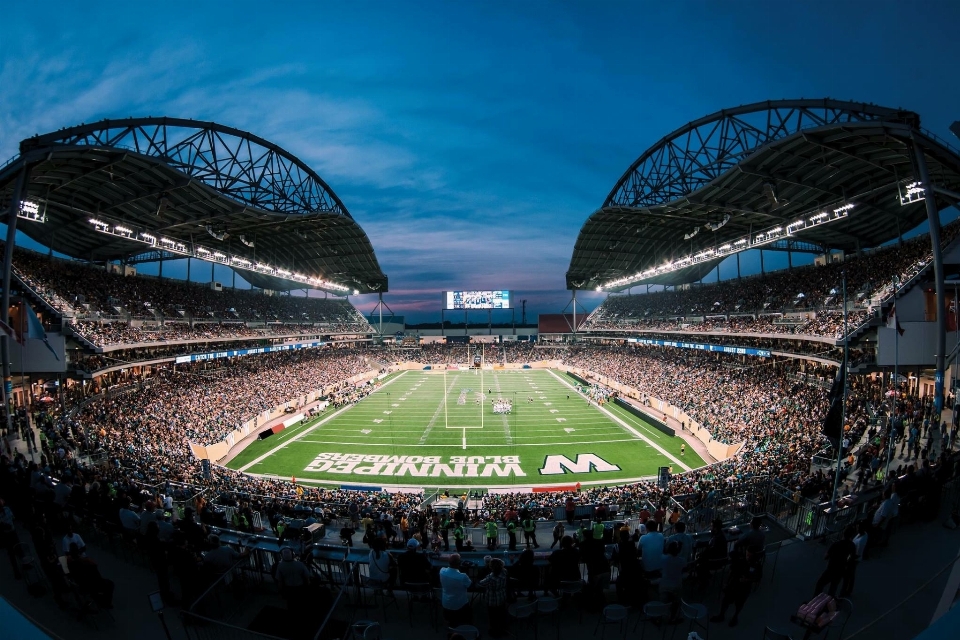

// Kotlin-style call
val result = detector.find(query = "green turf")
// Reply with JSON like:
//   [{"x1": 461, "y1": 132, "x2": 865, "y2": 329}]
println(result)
[{"x1": 225, "y1": 368, "x2": 705, "y2": 488}]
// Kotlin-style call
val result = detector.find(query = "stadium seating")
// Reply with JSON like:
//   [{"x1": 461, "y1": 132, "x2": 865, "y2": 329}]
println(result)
[
  {"x1": 582, "y1": 218, "x2": 960, "y2": 339},
  {"x1": 9, "y1": 245, "x2": 374, "y2": 347}
]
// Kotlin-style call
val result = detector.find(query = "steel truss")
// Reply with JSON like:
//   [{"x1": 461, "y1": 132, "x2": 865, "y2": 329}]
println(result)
[
  {"x1": 20, "y1": 118, "x2": 348, "y2": 217},
  {"x1": 606, "y1": 99, "x2": 917, "y2": 208}
]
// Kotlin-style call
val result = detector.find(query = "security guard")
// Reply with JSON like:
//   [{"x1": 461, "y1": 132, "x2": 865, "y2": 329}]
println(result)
[
  {"x1": 506, "y1": 519, "x2": 518, "y2": 550},
  {"x1": 592, "y1": 519, "x2": 605, "y2": 542},
  {"x1": 454, "y1": 522, "x2": 465, "y2": 552},
  {"x1": 522, "y1": 517, "x2": 539, "y2": 548},
  {"x1": 485, "y1": 519, "x2": 498, "y2": 551},
  {"x1": 440, "y1": 515, "x2": 451, "y2": 551}
]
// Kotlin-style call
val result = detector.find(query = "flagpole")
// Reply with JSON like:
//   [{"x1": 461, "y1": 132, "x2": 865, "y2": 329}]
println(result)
[
  {"x1": 832, "y1": 273, "x2": 848, "y2": 509},
  {"x1": 885, "y1": 276, "x2": 899, "y2": 479}
]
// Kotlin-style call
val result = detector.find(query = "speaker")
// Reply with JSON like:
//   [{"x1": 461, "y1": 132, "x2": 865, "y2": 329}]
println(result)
[{"x1": 258, "y1": 429, "x2": 275, "y2": 440}]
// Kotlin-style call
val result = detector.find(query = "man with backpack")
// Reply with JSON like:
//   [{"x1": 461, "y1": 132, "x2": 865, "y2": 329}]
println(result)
[{"x1": 551, "y1": 521, "x2": 565, "y2": 549}]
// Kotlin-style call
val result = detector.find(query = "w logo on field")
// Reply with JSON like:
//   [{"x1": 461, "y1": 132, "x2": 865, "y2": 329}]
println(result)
[{"x1": 539, "y1": 454, "x2": 620, "y2": 475}]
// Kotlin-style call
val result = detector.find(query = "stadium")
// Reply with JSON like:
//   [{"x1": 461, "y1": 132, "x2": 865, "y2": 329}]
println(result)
[{"x1": 2, "y1": 96, "x2": 960, "y2": 640}]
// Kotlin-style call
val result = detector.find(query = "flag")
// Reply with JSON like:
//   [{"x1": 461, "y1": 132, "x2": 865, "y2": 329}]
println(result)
[
  {"x1": 821, "y1": 366, "x2": 845, "y2": 447},
  {"x1": 11, "y1": 301, "x2": 60, "y2": 361},
  {"x1": 885, "y1": 304, "x2": 905, "y2": 336}
]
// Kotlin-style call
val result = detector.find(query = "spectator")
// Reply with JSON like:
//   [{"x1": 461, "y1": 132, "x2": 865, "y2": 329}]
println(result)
[
  {"x1": 478, "y1": 557, "x2": 509, "y2": 638},
  {"x1": 660, "y1": 541, "x2": 685, "y2": 621},
  {"x1": 710, "y1": 545, "x2": 763, "y2": 627},
  {"x1": 66, "y1": 543, "x2": 114, "y2": 609},
  {"x1": 639, "y1": 519, "x2": 665, "y2": 572},
  {"x1": 814, "y1": 526, "x2": 857, "y2": 597},
  {"x1": 274, "y1": 547, "x2": 313, "y2": 609},
  {"x1": 396, "y1": 538, "x2": 431, "y2": 586},
  {"x1": 440, "y1": 554, "x2": 473, "y2": 627}
]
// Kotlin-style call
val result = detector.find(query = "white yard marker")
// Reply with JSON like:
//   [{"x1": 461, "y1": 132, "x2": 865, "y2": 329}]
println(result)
[
  {"x1": 391, "y1": 403, "x2": 399, "y2": 407},
  {"x1": 557, "y1": 418, "x2": 566, "y2": 423},
  {"x1": 361, "y1": 429, "x2": 372, "y2": 434},
  {"x1": 544, "y1": 402, "x2": 552, "y2": 406},
  {"x1": 383, "y1": 411, "x2": 392, "y2": 415},
  {"x1": 546, "y1": 369, "x2": 690, "y2": 471},
  {"x1": 550, "y1": 409, "x2": 559, "y2": 413},
  {"x1": 373, "y1": 419, "x2": 383, "y2": 424},
  {"x1": 236, "y1": 371, "x2": 409, "y2": 472},
  {"x1": 564, "y1": 427, "x2": 576, "y2": 433}
]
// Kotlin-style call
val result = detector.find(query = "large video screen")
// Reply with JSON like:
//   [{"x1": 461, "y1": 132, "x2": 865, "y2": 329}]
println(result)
[{"x1": 444, "y1": 290, "x2": 511, "y2": 310}]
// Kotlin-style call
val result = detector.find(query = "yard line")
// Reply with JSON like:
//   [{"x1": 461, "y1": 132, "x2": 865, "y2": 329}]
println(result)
[
  {"x1": 493, "y1": 372, "x2": 513, "y2": 444},
  {"x1": 546, "y1": 369, "x2": 690, "y2": 472},
  {"x1": 293, "y1": 438, "x2": 640, "y2": 448},
  {"x1": 420, "y1": 373, "x2": 460, "y2": 445},
  {"x1": 236, "y1": 370, "x2": 409, "y2": 472}
]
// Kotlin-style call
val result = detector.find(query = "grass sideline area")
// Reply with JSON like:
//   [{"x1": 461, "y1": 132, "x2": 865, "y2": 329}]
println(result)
[{"x1": 225, "y1": 368, "x2": 705, "y2": 488}]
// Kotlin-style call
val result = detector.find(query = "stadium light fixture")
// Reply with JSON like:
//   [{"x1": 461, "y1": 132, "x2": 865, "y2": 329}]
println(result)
[
  {"x1": 600, "y1": 201, "x2": 854, "y2": 290},
  {"x1": 86, "y1": 218, "x2": 351, "y2": 293},
  {"x1": 899, "y1": 180, "x2": 925, "y2": 206}
]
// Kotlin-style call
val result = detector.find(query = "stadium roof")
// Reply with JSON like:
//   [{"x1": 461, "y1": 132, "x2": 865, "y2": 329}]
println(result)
[
  {"x1": 567, "y1": 99, "x2": 960, "y2": 291},
  {"x1": 0, "y1": 118, "x2": 388, "y2": 293}
]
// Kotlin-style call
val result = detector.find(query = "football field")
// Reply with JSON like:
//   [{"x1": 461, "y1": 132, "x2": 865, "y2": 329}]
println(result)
[{"x1": 226, "y1": 368, "x2": 704, "y2": 489}]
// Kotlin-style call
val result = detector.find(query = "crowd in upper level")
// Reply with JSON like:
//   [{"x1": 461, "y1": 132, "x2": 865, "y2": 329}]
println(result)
[
  {"x1": 66, "y1": 319, "x2": 363, "y2": 349},
  {"x1": 591, "y1": 310, "x2": 871, "y2": 341},
  {"x1": 10, "y1": 247, "x2": 373, "y2": 340},
  {"x1": 583, "y1": 218, "x2": 960, "y2": 338}
]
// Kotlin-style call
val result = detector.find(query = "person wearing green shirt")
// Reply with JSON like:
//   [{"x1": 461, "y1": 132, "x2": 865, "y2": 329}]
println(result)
[
  {"x1": 593, "y1": 519, "x2": 605, "y2": 541},
  {"x1": 506, "y1": 519, "x2": 517, "y2": 551},
  {"x1": 440, "y1": 516, "x2": 451, "y2": 551},
  {"x1": 454, "y1": 523, "x2": 465, "y2": 552},
  {"x1": 485, "y1": 519, "x2": 498, "y2": 551}
]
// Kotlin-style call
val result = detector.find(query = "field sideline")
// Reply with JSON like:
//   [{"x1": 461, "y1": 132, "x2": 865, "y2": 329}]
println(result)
[{"x1": 225, "y1": 368, "x2": 705, "y2": 488}]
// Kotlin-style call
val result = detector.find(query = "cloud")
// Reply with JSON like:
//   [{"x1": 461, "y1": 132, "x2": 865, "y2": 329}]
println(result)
[{"x1": 0, "y1": 35, "x2": 598, "y2": 323}]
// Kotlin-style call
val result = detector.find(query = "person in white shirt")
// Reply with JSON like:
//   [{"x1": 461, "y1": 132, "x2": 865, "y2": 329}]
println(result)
[
  {"x1": 639, "y1": 520, "x2": 665, "y2": 572},
  {"x1": 439, "y1": 553, "x2": 473, "y2": 626},
  {"x1": 667, "y1": 521, "x2": 694, "y2": 565},
  {"x1": 139, "y1": 501, "x2": 159, "y2": 536},
  {"x1": 62, "y1": 524, "x2": 85, "y2": 556},
  {"x1": 367, "y1": 537, "x2": 393, "y2": 587},
  {"x1": 872, "y1": 487, "x2": 896, "y2": 545}
]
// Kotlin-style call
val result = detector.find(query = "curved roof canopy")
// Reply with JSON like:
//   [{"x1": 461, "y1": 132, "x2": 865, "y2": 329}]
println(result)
[
  {"x1": 567, "y1": 99, "x2": 960, "y2": 291},
  {"x1": 0, "y1": 117, "x2": 388, "y2": 293}
]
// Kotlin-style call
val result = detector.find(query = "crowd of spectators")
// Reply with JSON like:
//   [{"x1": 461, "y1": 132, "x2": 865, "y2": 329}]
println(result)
[
  {"x1": 66, "y1": 319, "x2": 364, "y2": 349},
  {"x1": 594, "y1": 310, "x2": 871, "y2": 340},
  {"x1": 481, "y1": 347, "x2": 877, "y2": 518},
  {"x1": 0, "y1": 342, "x2": 884, "y2": 551},
  {"x1": 407, "y1": 342, "x2": 541, "y2": 365},
  {"x1": 584, "y1": 218, "x2": 960, "y2": 337},
  {"x1": 10, "y1": 245, "x2": 373, "y2": 333}
]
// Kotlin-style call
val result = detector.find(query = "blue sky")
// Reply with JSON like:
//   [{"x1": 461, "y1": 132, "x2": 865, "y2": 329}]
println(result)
[{"x1": 2, "y1": 0, "x2": 959, "y2": 322}]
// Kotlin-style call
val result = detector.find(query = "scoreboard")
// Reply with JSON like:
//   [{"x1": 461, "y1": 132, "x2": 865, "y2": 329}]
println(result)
[{"x1": 444, "y1": 290, "x2": 511, "y2": 310}]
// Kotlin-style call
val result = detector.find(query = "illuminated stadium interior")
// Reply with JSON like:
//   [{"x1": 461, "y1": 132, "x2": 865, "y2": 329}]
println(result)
[{"x1": 2, "y1": 95, "x2": 960, "y2": 640}]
